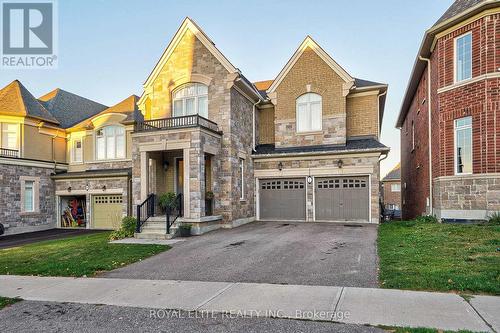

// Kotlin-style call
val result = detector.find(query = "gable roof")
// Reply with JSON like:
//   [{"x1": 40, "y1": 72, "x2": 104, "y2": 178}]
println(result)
[
  {"x1": 70, "y1": 95, "x2": 141, "y2": 130},
  {"x1": 0, "y1": 80, "x2": 60, "y2": 124},
  {"x1": 396, "y1": 0, "x2": 498, "y2": 127},
  {"x1": 382, "y1": 163, "x2": 401, "y2": 181},
  {"x1": 267, "y1": 36, "x2": 354, "y2": 94},
  {"x1": 143, "y1": 17, "x2": 238, "y2": 89},
  {"x1": 38, "y1": 88, "x2": 108, "y2": 128}
]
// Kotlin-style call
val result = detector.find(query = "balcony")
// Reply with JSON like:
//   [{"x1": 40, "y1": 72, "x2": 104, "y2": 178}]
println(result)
[
  {"x1": 134, "y1": 115, "x2": 221, "y2": 134},
  {"x1": 0, "y1": 148, "x2": 19, "y2": 158}
]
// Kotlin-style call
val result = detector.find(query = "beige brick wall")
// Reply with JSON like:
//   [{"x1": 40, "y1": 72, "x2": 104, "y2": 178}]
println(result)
[
  {"x1": 258, "y1": 106, "x2": 275, "y2": 144},
  {"x1": 346, "y1": 94, "x2": 379, "y2": 138},
  {"x1": 274, "y1": 47, "x2": 347, "y2": 147}
]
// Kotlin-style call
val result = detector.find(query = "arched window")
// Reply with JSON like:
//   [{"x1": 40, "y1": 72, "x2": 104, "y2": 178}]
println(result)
[
  {"x1": 172, "y1": 83, "x2": 208, "y2": 118},
  {"x1": 96, "y1": 125, "x2": 125, "y2": 160},
  {"x1": 296, "y1": 93, "x2": 322, "y2": 132}
]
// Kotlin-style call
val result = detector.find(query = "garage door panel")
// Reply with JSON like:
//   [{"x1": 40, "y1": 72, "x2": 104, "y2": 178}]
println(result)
[
  {"x1": 260, "y1": 178, "x2": 305, "y2": 221},
  {"x1": 315, "y1": 176, "x2": 369, "y2": 221},
  {"x1": 92, "y1": 195, "x2": 123, "y2": 229}
]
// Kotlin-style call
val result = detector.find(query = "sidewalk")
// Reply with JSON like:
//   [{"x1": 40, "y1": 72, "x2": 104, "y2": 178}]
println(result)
[{"x1": 0, "y1": 275, "x2": 498, "y2": 332}]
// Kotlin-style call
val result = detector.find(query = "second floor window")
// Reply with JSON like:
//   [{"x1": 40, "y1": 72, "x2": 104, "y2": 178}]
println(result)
[
  {"x1": 172, "y1": 83, "x2": 208, "y2": 119},
  {"x1": 391, "y1": 184, "x2": 401, "y2": 192},
  {"x1": 296, "y1": 93, "x2": 322, "y2": 132},
  {"x1": 1, "y1": 123, "x2": 19, "y2": 151},
  {"x1": 72, "y1": 139, "x2": 83, "y2": 163},
  {"x1": 455, "y1": 33, "x2": 472, "y2": 82},
  {"x1": 96, "y1": 126, "x2": 125, "y2": 160},
  {"x1": 455, "y1": 117, "x2": 472, "y2": 174}
]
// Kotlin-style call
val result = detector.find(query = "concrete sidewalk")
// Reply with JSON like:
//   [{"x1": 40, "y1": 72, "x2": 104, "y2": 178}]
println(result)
[{"x1": 0, "y1": 275, "x2": 497, "y2": 332}]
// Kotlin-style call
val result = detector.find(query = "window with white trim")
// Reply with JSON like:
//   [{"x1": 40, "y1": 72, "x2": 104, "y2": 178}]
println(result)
[
  {"x1": 296, "y1": 93, "x2": 322, "y2": 132},
  {"x1": 454, "y1": 117, "x2": 472, "y2": 174},
  {"x1": 391, "y1": 184, "x2": 401, "y2": 192},
  {"x1": 455, "y1": 33, "x2": 472, "y2": 82},
  {"x1": 24, "y1": 180, "x2": 35, "y2": 212},
  {"x1": 72, "y1": 139, "x2": 83, "y2": 163},
  {"x1": 96, "y1": 126, "x2": 125, "y2": 160},
  {"x1": 1, "y1": 122, "x2": 19, "y2": 151},
  {"x1": 239, "y1": 158, "x2": 245, "y2": 200},
  {"x1": 172, "y1": 83, "x2": 208, "y2": 118}
]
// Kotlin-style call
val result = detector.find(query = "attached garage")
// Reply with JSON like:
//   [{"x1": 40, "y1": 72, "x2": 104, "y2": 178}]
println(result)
[
  {"x1": 259, "y1": 178, "x2": 306, "y2": 221},
  {"x1": 92, "y1": 194, "x2": 123, "y2": 229},
  {"x1": 315, "y1": 176, "x2": 369, "y2": 222}
]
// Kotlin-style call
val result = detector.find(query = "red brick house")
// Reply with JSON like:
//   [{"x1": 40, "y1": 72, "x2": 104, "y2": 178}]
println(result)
[
  {"x1": 381, "y1": 163, "x2": 401, "y2": 212},
  {"x1": 396, "y1": 0, "x2": 500, "y2": 221}
]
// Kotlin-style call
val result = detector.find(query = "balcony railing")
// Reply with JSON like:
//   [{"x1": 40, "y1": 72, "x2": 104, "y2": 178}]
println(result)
[
  {"x1": 0, "y1": 148, "x2": 19, "y2": 158},
  {"x1": 134, "y1": 114, "x2": 220, "y2": 134}
]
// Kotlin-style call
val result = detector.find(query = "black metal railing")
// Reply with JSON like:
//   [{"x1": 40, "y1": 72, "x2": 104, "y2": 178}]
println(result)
[
  {"x1": 166, "y1": 193, "x2": 183, "y2": 234},
  {"x1": 0, "y1": 148, "x2": 19, "y2": 158},
  {"x1": 136, "y1": 193, "x2": 156, "y2": 233},
  {"x1": 134, "y1": 115, "x2": 220, "y2": 134}
]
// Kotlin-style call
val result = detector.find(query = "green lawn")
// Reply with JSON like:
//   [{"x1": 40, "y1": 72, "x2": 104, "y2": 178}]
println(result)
[
  {"x1": 0, "y1": 232, "x2": 169, "y2": 277},
  {"x1": 0, "y1": 297, "x2": 21, "y2": 310},
  {"x1": 384, "y1": 327, "x2": 480, "y2": 333},
  {"x1": 378, "y1": 221, "x2": 500, "y2": 295}
]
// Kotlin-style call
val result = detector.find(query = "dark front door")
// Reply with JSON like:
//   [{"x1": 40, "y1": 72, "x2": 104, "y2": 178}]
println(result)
[{"x1": 176, "y1": 158, "x2": 184, "y2": 195}]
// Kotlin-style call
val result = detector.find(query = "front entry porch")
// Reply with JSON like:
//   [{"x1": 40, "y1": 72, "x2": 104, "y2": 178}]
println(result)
[{"x1": 131, "y1": 123, "x2": 223, "y2": 238}]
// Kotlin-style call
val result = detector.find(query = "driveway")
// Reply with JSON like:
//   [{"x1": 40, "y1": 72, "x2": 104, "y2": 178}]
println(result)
[{"x1": 103, "y1": 221, "x2": 378, "y2": 287}]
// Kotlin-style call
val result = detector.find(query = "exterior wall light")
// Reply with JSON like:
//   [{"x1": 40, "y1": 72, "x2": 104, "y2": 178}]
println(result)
[
  {"x1": 67, "y1": 186, "x2": 72, "y2": 192},
  {"x1": 278, "y1": 162, "x2": 283, "y2": 171},
  {"x1": 102, "y1": 185, "x2": 107, "y2": 191},
  {"x1": 307, "y1": 176, "x2": 313, "y2": 184},
  {"x1": 337, "y1": 159, "x2": 343, "y2": 168},
  {"x1": 85, "y1": 184, "x2": 89, "y2": 191},
  {"x1": 163, "y1": 160, "x2": 169, "y2": 171}
]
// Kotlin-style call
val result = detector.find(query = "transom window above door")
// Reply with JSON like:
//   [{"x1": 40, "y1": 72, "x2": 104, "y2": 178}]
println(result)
[
  {"x1": 296, "y1": 93, "x2": 322, "y2": 132},
  {"x1": 172, "y1": 83, "x2": 208, "y2": 118}
]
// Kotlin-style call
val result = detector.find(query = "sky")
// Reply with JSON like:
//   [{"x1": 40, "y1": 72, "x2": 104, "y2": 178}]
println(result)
[{"x1": 0, "y1": 0, "x2": 453, "y2": 177}]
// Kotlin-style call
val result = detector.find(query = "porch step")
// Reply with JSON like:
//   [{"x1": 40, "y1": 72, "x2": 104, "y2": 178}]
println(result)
[{"x1": 134, "y1": 232, "x2": 176, "y2": 240}]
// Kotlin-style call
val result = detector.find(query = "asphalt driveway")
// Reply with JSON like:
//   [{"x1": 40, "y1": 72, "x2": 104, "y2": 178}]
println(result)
[{"x1": 103, "y1": 221, "x2": 378, "y2": 287}]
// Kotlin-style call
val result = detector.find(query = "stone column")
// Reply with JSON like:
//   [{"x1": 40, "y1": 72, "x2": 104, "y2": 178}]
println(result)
[
  {"x1": 140, "y1": 151, "x2": 149, "y2": 201},
  {"x1": 183, "y1": 148, "x2": 190, "y2": 218},
  {"x1": 189, "y1": 148, "x2": 205, "y2": 219}
]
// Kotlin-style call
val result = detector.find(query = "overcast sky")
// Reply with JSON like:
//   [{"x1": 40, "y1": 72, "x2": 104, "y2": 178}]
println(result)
[{"x1": 0, "y1": 0, "x2": 453, "y2": 176}]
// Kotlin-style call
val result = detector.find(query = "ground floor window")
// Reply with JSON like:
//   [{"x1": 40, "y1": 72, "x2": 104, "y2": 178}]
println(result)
[
  {"x1": 23, "y1": 181, "x2": 34, "y2": 212},
  {"x1": 454, "y1": 116, "x2": 472, "y2": 174}
]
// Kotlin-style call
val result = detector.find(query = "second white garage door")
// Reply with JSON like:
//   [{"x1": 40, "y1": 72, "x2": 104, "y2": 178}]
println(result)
[
  {"x1": 92, "y1": 195, "x2": 123, "y2": 229},
  {"x1": 315, "y1": 176, "x2": 369, "y2": 221},
  {"x1": 259, "y1": 178, "x2": 306, "y2": 221}
]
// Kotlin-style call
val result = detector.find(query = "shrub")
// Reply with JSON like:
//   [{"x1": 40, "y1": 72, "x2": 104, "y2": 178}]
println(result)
[
  {"x1": 158, "y1": 192, "x2": 178, "y2": 212},
  {"x1": 179, "y1": 224, "x2": 192, "y2": 231},
  {"x1": 487, "y1": 212, "x2": 500, "y2": 225},
  {"x1": 109, "y1": 216, "x2": 137, "y2": 240},
  {"x1": 415, "y1": 215, "x2": 438, "y2": 224}
]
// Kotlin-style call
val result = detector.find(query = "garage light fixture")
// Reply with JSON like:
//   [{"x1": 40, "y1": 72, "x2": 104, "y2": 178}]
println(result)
[
  {"x1": 102, "y1": 185, "x2": 107, "y2": 191},
  {"x1": 307, "y1": 176, "x2": 313, "y2": 184},
  {"x1": 85, "y1": 184, "x2": 89, "y2": 191},
  {"x1": 67, "y1": 186, "x2": 72, "y2": 192},
  {"x1": 278, "y1": 162, "x2": 283, "y2": 171},
  {"x1": 337, "y1": 159, "x2": 343, "y2": 169}
]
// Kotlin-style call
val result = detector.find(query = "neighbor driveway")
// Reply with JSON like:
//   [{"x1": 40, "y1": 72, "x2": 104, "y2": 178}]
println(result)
[{"x1": 103, "y1": 221, "x2": 378, "y2": 287}]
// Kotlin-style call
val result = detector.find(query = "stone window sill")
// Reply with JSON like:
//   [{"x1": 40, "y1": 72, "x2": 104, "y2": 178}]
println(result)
[{"x1": 20, "y1": 211, "x2": 41, "y2": 216}]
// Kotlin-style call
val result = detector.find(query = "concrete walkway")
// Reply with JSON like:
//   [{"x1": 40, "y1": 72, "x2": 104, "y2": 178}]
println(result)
[{"x1": 0, "y1": 275, "x2": 497, "y2": 332}]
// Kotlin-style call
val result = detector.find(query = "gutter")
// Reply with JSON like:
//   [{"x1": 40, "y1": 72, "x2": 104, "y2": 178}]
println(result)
[
  {"x1": 252, "y1": 147, "x2": 390, "y2": 159},
  {"x1": 418, "y1": 55, "x2": 433, "y2": 217}
]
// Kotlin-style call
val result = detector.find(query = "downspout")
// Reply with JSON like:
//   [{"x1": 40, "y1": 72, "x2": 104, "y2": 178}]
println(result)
[
  {"x1": 418, "y1": 55, "x2": 433, "y2": 216},
  {"x1": 377, "y1": 90, "x2": 387, "y2": 139}
]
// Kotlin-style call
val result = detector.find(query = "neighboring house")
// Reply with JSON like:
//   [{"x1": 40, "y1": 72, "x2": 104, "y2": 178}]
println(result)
[
  {"x1": 381, "y1": 163, "x2": 401, "y2": 211},
  {"x1": 396, "y1": 0, "x2": 500, "y2": 221},
  {"x1": 0, "y1": 17, "x2": 389, "y2": 236}
]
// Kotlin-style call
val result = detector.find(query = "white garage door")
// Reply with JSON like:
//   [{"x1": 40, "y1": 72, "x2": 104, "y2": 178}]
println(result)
[{"x1": 92, "y1": 195, "x2": 123, "y2": 229}]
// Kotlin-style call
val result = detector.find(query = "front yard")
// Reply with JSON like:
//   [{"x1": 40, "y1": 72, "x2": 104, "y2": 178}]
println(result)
[
  {"x1": 0, "y1": 232, "x2": 169, "y2": 277},
  {"x1": 378, "y1": 220, "x2": 500, "y2": 295}
]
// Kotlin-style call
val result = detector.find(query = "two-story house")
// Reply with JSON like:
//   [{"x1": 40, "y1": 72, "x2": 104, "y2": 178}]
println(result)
[
  {"x1": 396, "y1": 0, "x2": 500, "y2": 221},
  {"x1": 0, "y1": 17, "x2": 389, "y2": 237},
  {"x1": 381, "y1": 163, "x2": 402, "y2": 212}
]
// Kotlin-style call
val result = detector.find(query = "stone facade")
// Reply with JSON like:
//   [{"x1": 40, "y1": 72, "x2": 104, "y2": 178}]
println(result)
[
  {"x1": 433, "y1": 174, "x2": 500, "y2": 220},
  {"x1": 273, "y1": 47, "x2": 348, "y2": 148},
  {"x1": 0, "y1": 162, "x2": 56, "y2": 235}
]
